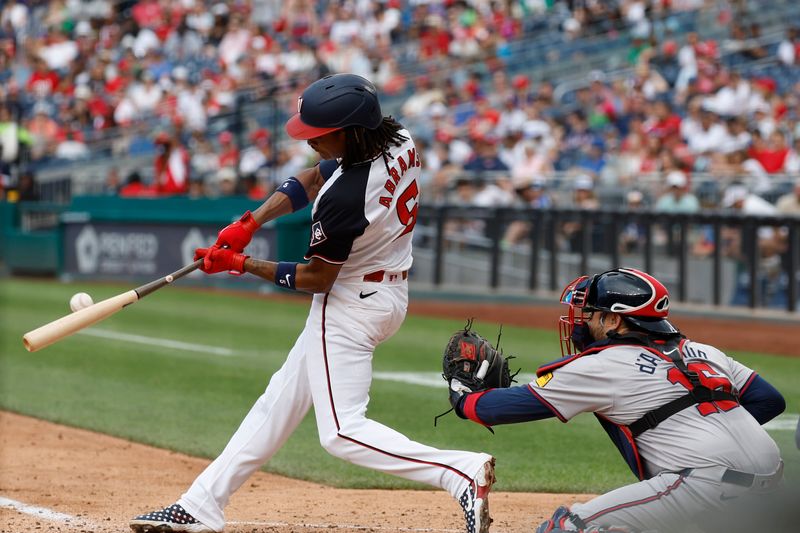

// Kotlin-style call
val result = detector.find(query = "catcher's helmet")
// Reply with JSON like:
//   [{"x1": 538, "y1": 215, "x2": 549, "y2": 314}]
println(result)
[
  {"x1": 285, "y1": 73, "x2": 383, "y2": 140},
  {"x1": 559, "y1": 268, "x2": 678, "y2": 355}
]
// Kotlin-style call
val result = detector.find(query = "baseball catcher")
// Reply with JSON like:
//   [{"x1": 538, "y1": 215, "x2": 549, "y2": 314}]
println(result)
[{"x1": 445, "y1": 268, "x2": 785, "y2": 533}]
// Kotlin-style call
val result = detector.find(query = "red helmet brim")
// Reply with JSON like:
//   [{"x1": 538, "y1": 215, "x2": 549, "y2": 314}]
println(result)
[{"x1": 285, "y1": 113, "x2": 342, "y2": 140}]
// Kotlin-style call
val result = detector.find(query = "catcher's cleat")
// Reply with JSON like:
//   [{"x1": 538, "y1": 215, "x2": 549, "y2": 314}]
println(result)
[
  {"x1": 460, "y1": 458, "x2": 496, "y2": 533},
  {"x1": 129, "y1": 503, "x2": 216, "y2": 533}
]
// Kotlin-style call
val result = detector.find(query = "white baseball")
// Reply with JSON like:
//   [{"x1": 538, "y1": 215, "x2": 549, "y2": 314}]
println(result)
[
  {"x1": 165, "y1": 275, "x2": 174, "y2": 283},
  {"x1": 69, "y1": 292, "x2": 94, "y2": 312}
]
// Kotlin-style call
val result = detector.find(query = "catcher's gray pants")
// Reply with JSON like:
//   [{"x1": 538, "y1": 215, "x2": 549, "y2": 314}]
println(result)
[{"x1": 568, "y1": 462, "x2": 783, "y2": 532}]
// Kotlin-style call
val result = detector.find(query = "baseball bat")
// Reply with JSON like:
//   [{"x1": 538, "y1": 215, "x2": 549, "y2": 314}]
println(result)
[{"x1": 22, "y1": 258, "x2": 204, "y2": 352}]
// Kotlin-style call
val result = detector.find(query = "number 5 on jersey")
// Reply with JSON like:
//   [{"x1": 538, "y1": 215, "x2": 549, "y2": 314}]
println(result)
[{"x1": 395, "y1": 180, "x2": 419, "y2": 239}]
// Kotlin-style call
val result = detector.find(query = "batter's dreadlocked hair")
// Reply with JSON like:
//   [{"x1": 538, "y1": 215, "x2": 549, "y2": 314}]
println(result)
[{"x1": 341, "y1": 116, "x2": 408, "y2": 170}]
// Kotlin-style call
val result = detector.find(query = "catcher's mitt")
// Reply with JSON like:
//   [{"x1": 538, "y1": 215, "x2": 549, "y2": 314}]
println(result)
[{"x1": 442, "y1": 321, "x2": 517, "y2": 393}]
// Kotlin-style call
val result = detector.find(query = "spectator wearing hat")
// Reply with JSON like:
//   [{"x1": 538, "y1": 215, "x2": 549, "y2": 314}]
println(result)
[
  {"x1": 217, "y1": 131, "x2": 239, "y2": 169},
  {"x1": 26, "y1": 102, "x2": 60, "y2": 159},
  {"x1": 510, "y1": 74, "x2": 533, "y2": 107},
  {"x1": 239, "y1": 128, "x2": 275, "y2": 186},
  {"x1": 502, "y1": 177, "x2": 554, "y2": 246},
  {"x1": 654, "y1": 171, "x2": 700, "y2": 213},
  {"x1": 463, "y1": 134, "x2": 509, "y2": 174},
  {"x1": 574, "y1": 137, "x2": 607, "y2": 178},
  {"x1": 684, "y1": 107, "x2": 727, "y2": 170},
  {"x1": 561, "y1": 174, "x2": 600, "y2": 252},
  {"x1": 620, "y1": 189, "x2": 648, "y2": 253},
  {"x1": 571, "y1": 174, "x2": 599, "y2": 208},
  {"x1": 214, "y1": 166, "x2": 238, "y2": 197}
]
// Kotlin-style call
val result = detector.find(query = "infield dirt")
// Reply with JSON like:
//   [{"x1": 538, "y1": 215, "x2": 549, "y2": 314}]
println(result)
[
  {"x1": 3, "y1": 298, "x2": 796, "y2": 532},
  {"x1": 0, "y1": 411, "x2": 589, "y2": 533}
]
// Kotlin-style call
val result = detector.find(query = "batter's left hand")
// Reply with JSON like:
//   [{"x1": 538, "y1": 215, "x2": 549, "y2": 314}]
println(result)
[{"x1": 194, "y1": 247, "x2": 249, "y2": 276}]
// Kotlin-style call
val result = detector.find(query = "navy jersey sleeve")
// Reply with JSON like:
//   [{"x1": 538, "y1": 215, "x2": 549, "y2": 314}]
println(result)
[
  {"x1": 318, "y1": 159, "x2": 339, "y2": 181},
  {"x1": 456, "y1": 385, "x2": 556, "y2": 427},
  {"x1": 305, "y1": 164, "x2": 369, "y2": 264},
  {"x1": 739, "y1": 374, "x2": 785, "y2": 425}
]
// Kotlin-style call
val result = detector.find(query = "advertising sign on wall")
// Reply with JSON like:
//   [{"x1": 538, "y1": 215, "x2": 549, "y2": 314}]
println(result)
[{"x1": 63, "y1": 222, "x2": 275, "y2": 285}]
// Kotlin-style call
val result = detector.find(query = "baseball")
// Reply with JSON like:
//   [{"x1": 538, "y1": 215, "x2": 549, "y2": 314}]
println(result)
[
  {"x1": 69, "y1": 292, "x2": 94, "y2": 312},
  {"x1": 165, "y1": 274, "x2": 174, "y2": 283}
]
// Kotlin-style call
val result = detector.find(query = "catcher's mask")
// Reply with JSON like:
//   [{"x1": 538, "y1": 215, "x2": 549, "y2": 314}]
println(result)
[{"x1": 559, "y1": 267, "x2": 678, "y2": 355}]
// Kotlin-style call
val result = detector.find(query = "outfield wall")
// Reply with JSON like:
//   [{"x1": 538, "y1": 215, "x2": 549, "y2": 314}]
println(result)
[{"x1": 2, "y1": 197, "x2": 798, "y2": 313}]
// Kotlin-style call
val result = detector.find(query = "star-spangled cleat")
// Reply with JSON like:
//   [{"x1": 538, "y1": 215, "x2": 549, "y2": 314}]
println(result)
[
  {"x1": 129, "y1": 503, "x2": 216, "y2": 533},
  {"x1": 459, "y1": 458, "x2": 496, "y2": 533}
]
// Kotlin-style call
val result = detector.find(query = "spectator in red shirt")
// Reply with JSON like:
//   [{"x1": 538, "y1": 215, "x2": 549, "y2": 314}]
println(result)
[
  {"x1": 217, "y1": 131, "x2": 239, "y2": 168},
  {"x1": 26, "y1": 57, "x2": 59, "y2": 97},
  {"x1": 103, "y1": 64, "x2": 127, "y2": 95},
  {"x1": 132, "y1": 0, "x2": 162, "y2": 29},
  {"x1": 153, "y1": 132, "x2": 190, "y2": 195},
  {"x1": 240, "y1": 174, "x2": 269, "y2": 201},
  {"x1": 119, "y1": 171, "x2": 158, "y2": 198},
  {"x1": 749, "y1": 130, "x2": 790, "y2": 173},
  {"x1": 645, "y1": 99, "x2": 682, "y2": 143}
]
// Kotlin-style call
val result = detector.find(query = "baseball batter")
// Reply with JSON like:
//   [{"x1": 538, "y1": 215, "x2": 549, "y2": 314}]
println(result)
[
  {"x1": 447, "y1": 268, "x2": 785, "y2": 533},
  {"x1": 130, "y1": 74, "x2": 494, "y2": 533}
]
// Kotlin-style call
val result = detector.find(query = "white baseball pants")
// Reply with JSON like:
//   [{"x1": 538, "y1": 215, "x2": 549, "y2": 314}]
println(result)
[{"x1": 178, "y1": 276, "x2": 490, "y2": 531}]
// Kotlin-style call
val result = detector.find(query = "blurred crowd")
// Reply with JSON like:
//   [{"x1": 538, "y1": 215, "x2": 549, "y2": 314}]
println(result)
[
  {"x1": 0, "y1": 0, "x2": 798, "y2": 210},
  {"x1": 0, "y1": 0, "x2": 540, "y2": 198}
]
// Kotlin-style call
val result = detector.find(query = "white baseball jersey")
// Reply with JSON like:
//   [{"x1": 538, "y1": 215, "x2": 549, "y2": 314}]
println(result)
[
  {"x1": 304, "y1": 130, "x2": 419, "y2": 278},
  {"x1": 177, "y1": 129, "x2": 491, "y2": 532},
  {"x1": 532, "y1": 339, "x2": 780, "y2": 478}
]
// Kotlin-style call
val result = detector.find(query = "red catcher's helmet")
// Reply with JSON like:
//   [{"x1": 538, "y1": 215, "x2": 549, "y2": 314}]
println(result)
[{"x1": 559, "y1": 268, "x2": 678, "y2": 355}]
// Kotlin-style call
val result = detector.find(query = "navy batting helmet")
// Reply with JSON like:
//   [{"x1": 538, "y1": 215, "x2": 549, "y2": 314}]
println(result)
[{"x1": 285, "y1": 74, "x2": 383, "y2": 140}]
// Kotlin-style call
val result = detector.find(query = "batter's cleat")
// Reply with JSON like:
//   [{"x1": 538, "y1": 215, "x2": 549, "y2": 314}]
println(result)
[
  {"x1": 460, "y1": 458, "x2": 496, "y2": 533},
  {"x1": 129, "y1": 503, "x2": 216, "y2": 533}
]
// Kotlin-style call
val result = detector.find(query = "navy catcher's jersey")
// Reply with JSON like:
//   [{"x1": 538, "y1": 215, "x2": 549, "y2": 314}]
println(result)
[
  {"x1": 304, "y1": 130, "x2": 420, "y2": 278},
  {"x1": 530, "y1": 340, "x2": 781, "y2": 478}
]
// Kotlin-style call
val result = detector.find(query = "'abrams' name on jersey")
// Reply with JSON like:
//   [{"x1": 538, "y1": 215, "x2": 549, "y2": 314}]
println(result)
[{"x1": 379, "y1": 147, "x2": 421, "y2": 209}]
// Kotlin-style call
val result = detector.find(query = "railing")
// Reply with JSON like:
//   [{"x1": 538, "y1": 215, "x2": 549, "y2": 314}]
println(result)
[{"x1": 415, "y1": 205, "x2": 800, "y2": 312}]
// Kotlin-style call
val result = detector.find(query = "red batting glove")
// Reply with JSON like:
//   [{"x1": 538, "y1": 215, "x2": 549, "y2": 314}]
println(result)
[
  {"x1": 194, "y1": 247, "x2": 249, "y2": 275},
  {"x1": 214, "y1": 211, "x2": 260, "y2": 253}
]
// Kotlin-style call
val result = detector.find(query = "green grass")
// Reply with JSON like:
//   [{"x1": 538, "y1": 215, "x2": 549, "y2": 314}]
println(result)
[{"x1": 1, "y1": 278, "x2": 798, "y2": 493}]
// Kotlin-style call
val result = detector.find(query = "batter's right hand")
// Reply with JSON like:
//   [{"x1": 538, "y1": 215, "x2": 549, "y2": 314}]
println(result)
[
  {"x1": 214, "y1": 210, "x2": 260, "y2": 252},
  {"x1": 194, "y1": 247, "x2": 248, "y2": 275}
]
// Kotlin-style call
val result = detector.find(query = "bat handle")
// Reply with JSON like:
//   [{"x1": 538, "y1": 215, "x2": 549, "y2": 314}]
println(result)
[{"x1": 134, "y1": 258, "x2": 204, "y2": 299}]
